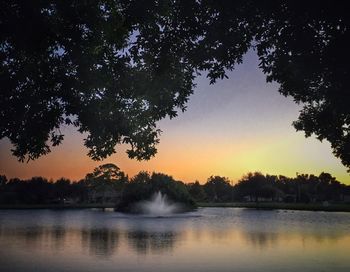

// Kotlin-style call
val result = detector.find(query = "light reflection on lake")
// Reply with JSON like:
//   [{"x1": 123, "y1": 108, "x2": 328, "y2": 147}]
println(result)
[{"x1": 0, "y1": 208, "x2": 350, "y2": 272}]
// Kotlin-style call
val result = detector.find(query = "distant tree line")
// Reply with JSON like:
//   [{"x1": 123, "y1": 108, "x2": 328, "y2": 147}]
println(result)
[
  {"x1": 188, "y1": 173, "x2": 350, "y2": 203},
  {"x1": 0, "y1": 175, "x2": 88, "y2": 205},
  {"x1": 1, "y1": 165, "x2": 350, "y2": 206},
  {"x1": 0, "y1": 163, "x2": 193, "y2": 208}
]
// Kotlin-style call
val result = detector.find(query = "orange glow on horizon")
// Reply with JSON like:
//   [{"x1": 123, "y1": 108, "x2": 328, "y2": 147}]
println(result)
[
  {"x1": 1, "y1": 52, "x2": 349, "y2": 185},
  {"x1": 1, "y1": 126, "x2": 349, "y2": 185}
]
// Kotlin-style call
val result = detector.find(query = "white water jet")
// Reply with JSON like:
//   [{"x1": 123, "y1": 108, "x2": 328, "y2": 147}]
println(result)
[{"x1": 139, "y1": 191, "x2": 179, "y2": 216}]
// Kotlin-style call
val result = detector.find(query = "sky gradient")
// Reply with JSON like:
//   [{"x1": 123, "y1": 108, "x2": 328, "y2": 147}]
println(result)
[{"x1": 1, "y1": 51, "x2": 349, "y2": 184}]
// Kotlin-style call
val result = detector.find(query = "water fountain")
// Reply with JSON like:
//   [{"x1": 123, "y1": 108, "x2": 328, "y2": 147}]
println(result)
[{"x1": 138, "y1": 191, "x2": 179, "y2": 216}]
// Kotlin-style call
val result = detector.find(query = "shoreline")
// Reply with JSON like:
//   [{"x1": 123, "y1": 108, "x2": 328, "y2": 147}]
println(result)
[
  {"x1": 197, "y1": 202, "x2": 350, "y2": 212},
  {"x1": 1, "y1": 202, "x2": 350, "y2": 212},
  {"x1": 0, "y1": 203, "x2": 116, "y2": 210}
]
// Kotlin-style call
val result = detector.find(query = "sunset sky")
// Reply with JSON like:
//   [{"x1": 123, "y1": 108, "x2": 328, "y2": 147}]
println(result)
[{"x1": 1, "y1": 50, "x2": 349, "y2": 184}]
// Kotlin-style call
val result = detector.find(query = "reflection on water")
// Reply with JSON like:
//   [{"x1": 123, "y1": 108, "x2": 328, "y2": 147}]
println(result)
[
  {"x1": 82, "y1": 228, "x2": 119, "y2": 257},
  {"x1": 243, "y1": 231, "x2": 279, "y2": 249},
  {"x1": 127, "y1": 230, "x2": 178, "y2": 254},
  {"x1": 0, "y1": 208, "x2": 350, "y2": 272}
]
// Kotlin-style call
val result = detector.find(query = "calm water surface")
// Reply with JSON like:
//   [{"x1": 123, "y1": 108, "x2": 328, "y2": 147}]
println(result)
[{"x1": 0, "y1": 208, "x2": 349, "y2": 272}]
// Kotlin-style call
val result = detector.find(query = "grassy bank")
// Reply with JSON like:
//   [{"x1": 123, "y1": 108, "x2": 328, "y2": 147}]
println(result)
[
  {"x1": 0, "y1": 203, "x2": 116, "y2": 209},
  {"x1": 197, "y1": 202, "x2": 350, "y2": 212},
  {"x1": 1, "y1": 202, "x2": 350, "y2": 212}
]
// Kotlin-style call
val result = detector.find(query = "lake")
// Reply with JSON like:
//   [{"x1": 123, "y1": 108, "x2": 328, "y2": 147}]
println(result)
[{"x1": 0, "y1": 208, "x2": 349, "y2": 272}]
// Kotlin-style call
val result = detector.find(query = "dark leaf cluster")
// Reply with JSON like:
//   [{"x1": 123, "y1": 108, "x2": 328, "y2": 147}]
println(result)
[{"x1": 1, "y1": 1, "x2": 349, "y2": 169}]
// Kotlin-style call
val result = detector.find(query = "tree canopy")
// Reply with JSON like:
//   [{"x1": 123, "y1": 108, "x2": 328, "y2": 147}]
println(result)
[
  {"x1": 1, "y1": 1, "x2": 349, "y2": 169},
  {"x1": 85, "y1": 163, "x2": 127, "y2": 192}
]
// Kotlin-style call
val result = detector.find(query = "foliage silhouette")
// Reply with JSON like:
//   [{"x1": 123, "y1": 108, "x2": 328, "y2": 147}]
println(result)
[
  {"x1": 236, "y1": 172, "x2": 282, "y2": 202},
  {"x1": 117, "y1": 171, "x2": 195, "y2": 212},
  {"x1": 203, "y1": 176, "x2": 233, "y2": 202},
  {"x1": 85, "y1": 163, "x2": 128, "y2": 189},
  {"x1": 1, "y1": 167, "x2": 350, "y2": 205},
  {"x1": 186, "y1": 181, "x2": 206, "y2": 202},
  {"x1": 1, "y1": 1, "x2": 349, "y2": 170},
  {"x1": 85, "y1": 163, "x2": 128, "y2": 203}
]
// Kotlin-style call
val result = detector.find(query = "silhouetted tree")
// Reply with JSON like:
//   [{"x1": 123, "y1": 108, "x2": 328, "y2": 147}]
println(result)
[
  {"x1": 317, "y1": 172, "x2": 342, "y2": 201},
  {"x1": 119, "y1": 171, "x2": 153, "y2": 206},
  {"x1": 150, "y1": 173, "x2": 194, "y2": 205},
  {"x1": 11, "y1": 177, "x2": 52, "y2": 204},
  {"x1": 86, "y1": 164, "x2": 128, "y2": 188},
  {"x1": 236, "y1": 172, "x2": 269, "y2": 202},
  {"x1": 52, "y1": 178, "x2": 72, "y2": 201},
  {"x1": 187, "y1": 181, "x2": 207, "y2": 202},
  {"x1": 204, "y1": 176, "x2": 232, "y2": 202},
  {"x1": 1, "y1": 1, "x2": 349, "y2": 171},
  {"x1": 71, "y1": 179, "x2": 89, "y2": 203},
  {"x1": 85, "y1": 163, "x2": 128, "y2": 203},
  {"x1": 0, "y1": 175, "x2": 7, "y2": 187}
]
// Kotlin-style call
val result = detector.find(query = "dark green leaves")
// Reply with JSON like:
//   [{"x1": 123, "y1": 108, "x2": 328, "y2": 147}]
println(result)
[{"x1": 1, "y1": 0, "x2": 349, "y2": 171}]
